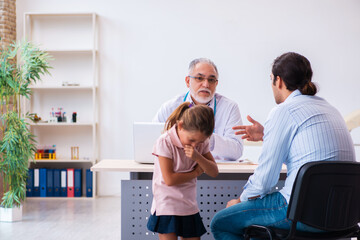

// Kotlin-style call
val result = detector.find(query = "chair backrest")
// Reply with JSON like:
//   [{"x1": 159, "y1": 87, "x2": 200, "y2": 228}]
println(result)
[{"x1": 287, "y1": 161, "x2": 360, "y2": 231}]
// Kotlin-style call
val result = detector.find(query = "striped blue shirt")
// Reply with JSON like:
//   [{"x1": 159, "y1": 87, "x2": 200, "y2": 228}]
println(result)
[{"x1": 240, "y1": 90, "x2": 356, "y2": 203}]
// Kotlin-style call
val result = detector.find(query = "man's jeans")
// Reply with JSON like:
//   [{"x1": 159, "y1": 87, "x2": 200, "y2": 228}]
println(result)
[{"x1": 210, "y1": 192, "x2": 321, "y2": 240}]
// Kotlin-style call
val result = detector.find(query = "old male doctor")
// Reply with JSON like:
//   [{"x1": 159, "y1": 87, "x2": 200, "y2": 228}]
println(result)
[{"x1": 153, "y1": 58, "x2": 243, "y2": 161}]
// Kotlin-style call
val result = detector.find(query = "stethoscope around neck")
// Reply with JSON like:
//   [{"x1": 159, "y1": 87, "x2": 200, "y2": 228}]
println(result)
[{"x1": 183, "y1": 91, "x2": 217, "y2": 117}]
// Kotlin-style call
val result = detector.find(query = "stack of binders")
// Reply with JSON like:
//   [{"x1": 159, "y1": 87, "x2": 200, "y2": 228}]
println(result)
[{"x1": 26, "y1": 168, "x2": 93, "y2": 198}]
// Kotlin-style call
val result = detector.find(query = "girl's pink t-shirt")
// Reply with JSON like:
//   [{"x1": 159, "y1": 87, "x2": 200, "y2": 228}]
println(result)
[{"x1": 150, "y1": 125, "x2": 210, "y2": 216}]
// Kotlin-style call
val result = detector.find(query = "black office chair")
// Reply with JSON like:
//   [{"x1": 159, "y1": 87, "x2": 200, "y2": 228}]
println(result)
[{"x1": 244, "y1": 161, "x2": 360, "y2": 240}]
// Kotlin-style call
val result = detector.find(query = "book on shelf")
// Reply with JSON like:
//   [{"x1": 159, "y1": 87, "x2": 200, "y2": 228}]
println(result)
[
  {"x1": 53, "y1": 169, "x2": 61, "y2": 197},
  {"x1": 86, "y1": 169, "x2": 93, "y2": 197},
  {"x1": 39, "y1": 168, "x2": 47, "y2": 197},
  {"x1": 46, "y1": 169, "x2": 54, "y2": 197},
  {"x1": 26, "y1": 169, "x2": 34, "y2": 197},
  {"x1": 67, "y1": 168, "x2": 74, "y2": 197},
  {"x1": 60, "y1": 169, "x2": 67, "y2": 197},
  {"x1": 74, "y1": 169, "x2": 82, "y2": 197}
]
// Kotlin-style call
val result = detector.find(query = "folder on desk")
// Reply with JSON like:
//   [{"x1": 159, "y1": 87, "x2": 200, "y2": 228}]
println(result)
[
  {"x1": 26, "y1": 169, "x2": 34, "y2": 197},
  {"x1": 53, "y1": 169, "x2": 61, "y2": 197},
  {"x1": 39, "y1": 168, "x2": 47, "y2": 197},
  {"x1": 86, "y1": 169, "x2": 93, "y2": 197},
  {"x1": 33, "y1": 168, "x2": 40, "y2": 197},
  {"x1": 60, "y1": 169, "x2": 67, "y2": 197},
  {"x1": 46, "y1": 169, "x2": 54, "y2": 197},
  {"x1": 67, "y1": 168, "x2": 74, "y2": 197},
  {"x1": 74, "y1": 169, "x2": 82, "y2": 197}
]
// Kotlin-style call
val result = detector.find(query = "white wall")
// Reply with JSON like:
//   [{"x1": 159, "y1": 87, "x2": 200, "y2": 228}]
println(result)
[{"x1": 16, "y1": 0, "x2": 360, "y2": 196}]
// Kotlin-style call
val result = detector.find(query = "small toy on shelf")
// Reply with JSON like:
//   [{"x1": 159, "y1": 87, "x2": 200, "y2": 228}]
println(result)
[{"x1": 29, "y1": 113, "x2": 42, "y2": 123}]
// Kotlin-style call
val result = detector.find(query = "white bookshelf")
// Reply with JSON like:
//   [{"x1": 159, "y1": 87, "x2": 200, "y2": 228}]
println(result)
[{"x1": 24, "y1": 12, "x2": 98, "y2": 197}]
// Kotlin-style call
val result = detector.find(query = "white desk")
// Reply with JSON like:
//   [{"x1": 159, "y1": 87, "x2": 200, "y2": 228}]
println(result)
[
  {"x1": 91, "y1": 159, "x2": 287, "y2": 173},
  {"x1": 91, "y1": 159, "x2": 286, "y2": 240}
]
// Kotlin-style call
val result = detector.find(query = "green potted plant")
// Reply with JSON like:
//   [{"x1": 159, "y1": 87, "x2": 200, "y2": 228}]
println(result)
[{"x1": 0, "y1": 41, "x2": 51, "y2": 221}]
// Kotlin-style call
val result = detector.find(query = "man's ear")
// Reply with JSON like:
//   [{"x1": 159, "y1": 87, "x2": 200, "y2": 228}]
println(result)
[
  {"x1": 276, "y1": 76, "x2": 283, "y2": 89},
  {"x1": 185, "y1": 76, "x2": 190, "y2": 88}
]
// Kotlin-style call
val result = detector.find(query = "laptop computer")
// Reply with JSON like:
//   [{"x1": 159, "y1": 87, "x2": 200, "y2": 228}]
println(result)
[{"x1": 133, "y1": 122, "x2": 165, "y2": 164}]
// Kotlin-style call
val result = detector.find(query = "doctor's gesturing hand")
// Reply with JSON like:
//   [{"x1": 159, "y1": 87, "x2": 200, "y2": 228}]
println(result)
[{"x1": 232, "y1": 115, "x2": 264, "y2": 142}]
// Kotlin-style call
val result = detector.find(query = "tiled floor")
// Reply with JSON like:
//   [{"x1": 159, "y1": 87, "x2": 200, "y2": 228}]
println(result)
[{"x1": 0, "y1": 197, "x2": 121, "y2": 240}]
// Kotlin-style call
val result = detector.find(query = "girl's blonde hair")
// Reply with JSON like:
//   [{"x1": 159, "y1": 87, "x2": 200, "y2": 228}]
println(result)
[{"x1": 165, "y1": 102, "x2": 214, "y2": 137}]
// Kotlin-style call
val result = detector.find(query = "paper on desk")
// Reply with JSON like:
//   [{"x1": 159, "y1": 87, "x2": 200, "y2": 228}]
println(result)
[
  {"x1": 215, "y1": 158, "x2": 253, "y2": 164},
  {"x1": 214, "y1": 144, "x2": 262, "y2": 164}
]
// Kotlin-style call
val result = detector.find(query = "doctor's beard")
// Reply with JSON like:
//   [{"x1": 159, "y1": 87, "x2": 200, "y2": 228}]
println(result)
[{"x1": 189, "y1": 87, "x2": 215, "y2": 104}]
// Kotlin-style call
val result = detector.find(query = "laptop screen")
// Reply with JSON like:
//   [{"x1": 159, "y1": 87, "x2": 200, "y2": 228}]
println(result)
[{"x1": 133, "y1": 122, "x2": 165, "y2": 164}]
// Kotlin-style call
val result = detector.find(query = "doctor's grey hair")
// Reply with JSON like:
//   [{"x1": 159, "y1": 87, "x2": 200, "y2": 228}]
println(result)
[{"x1": 188, "y1": 58, "x2": 218, "y2": 77}]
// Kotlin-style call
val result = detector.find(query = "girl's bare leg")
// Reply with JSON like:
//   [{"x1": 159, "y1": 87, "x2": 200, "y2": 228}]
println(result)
[{"x1": 159, "y1": 232, "x2": 178, "y2": 240}]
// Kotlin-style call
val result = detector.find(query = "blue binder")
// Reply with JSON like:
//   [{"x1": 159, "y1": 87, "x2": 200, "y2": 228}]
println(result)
[
  {"x1": 74, "y1": 169, "x2": 82, "y2": 197},
  {"x1": 33, "y1": 169, "x2": 40, "y2": 197},
  {"x1": 46, "y1": 169, "x2": 54, "y2": 197},
  {"x1": 26, "y1": 169, "x2": 34, "y2": 197},
  {"x1": 60, "y1": 169, "x2": 67, "y2": 197},
  {"x1": 39, "y1": 168, "x2": 47, "y2": 197},
  {"x1": 86, "y1": 169, "x2": 93, "y2": 197},
  {"x1": 53, "y1": 169, "x2": 61, "y2": 197}
]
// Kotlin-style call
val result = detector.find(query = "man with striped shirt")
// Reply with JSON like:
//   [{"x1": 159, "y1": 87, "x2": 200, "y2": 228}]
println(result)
[{"x1": 210, "y1": 52, "x2": 355, "y2": 239}]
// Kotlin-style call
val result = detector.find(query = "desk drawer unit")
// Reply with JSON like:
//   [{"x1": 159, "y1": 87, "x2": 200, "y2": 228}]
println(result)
[{"x1": 121, "y1": 180, "x2": 285, "y2": 240}]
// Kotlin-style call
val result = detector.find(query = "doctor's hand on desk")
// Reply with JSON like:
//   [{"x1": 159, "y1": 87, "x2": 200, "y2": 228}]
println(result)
[{"x1": 233, "y1": 115, "x2": 264, "y2": 142}]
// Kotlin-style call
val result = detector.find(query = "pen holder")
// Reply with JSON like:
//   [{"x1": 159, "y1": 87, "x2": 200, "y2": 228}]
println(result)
[{"x1": 71, "y1": 146, "x2": 79, "y2": 160}]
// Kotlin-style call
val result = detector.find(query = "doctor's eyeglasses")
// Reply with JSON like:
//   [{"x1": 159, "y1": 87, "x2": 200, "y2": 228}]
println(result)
[{"x1": 188, "y1": 75, "x2": 218, "y2": 84}]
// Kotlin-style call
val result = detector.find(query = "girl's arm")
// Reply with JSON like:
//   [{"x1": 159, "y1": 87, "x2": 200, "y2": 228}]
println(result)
[
  {"x1": 158, "y1": 156, "x2": 203, "y2": 186},
  {"x1": 184, "y1": 146, "x2": 219, "y2": 178}
]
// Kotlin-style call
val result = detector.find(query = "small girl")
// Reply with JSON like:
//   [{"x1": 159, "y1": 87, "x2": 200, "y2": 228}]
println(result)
[{"x1": 147, "y1": 102, "x2": 219, "y2": 240}]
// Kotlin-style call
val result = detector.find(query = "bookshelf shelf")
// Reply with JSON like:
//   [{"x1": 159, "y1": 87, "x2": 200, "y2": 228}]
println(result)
[
  {"x1": 24, "y1": 12, "x2": 95, "y2": 17},
  {"x1": 30, "y1": 86, "x2": 94, "y2": 90},
  {"x1": 45, "y1": 49, "x2": 96, "y2": 53},
  {"x1": 32, "y1": 159, "x2": 94, "y2": 163},
  {"x1": 30, "y1": 122, "x2": 94, "y2": 126}
]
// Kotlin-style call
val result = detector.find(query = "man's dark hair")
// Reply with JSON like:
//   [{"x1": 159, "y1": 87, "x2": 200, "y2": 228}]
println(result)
[{"x1": 272, "y1": 52, "x2": 317, "y2": 96}]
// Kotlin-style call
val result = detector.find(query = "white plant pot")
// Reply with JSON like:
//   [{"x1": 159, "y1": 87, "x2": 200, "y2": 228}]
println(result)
[{"x1": 0, "y1": 205, "x2": 23, "y2": 222}]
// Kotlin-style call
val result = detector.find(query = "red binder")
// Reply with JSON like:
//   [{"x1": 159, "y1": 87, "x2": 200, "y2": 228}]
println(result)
[{"x1": 67, "y1": 168, "x2": 74, "y2": 197}]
